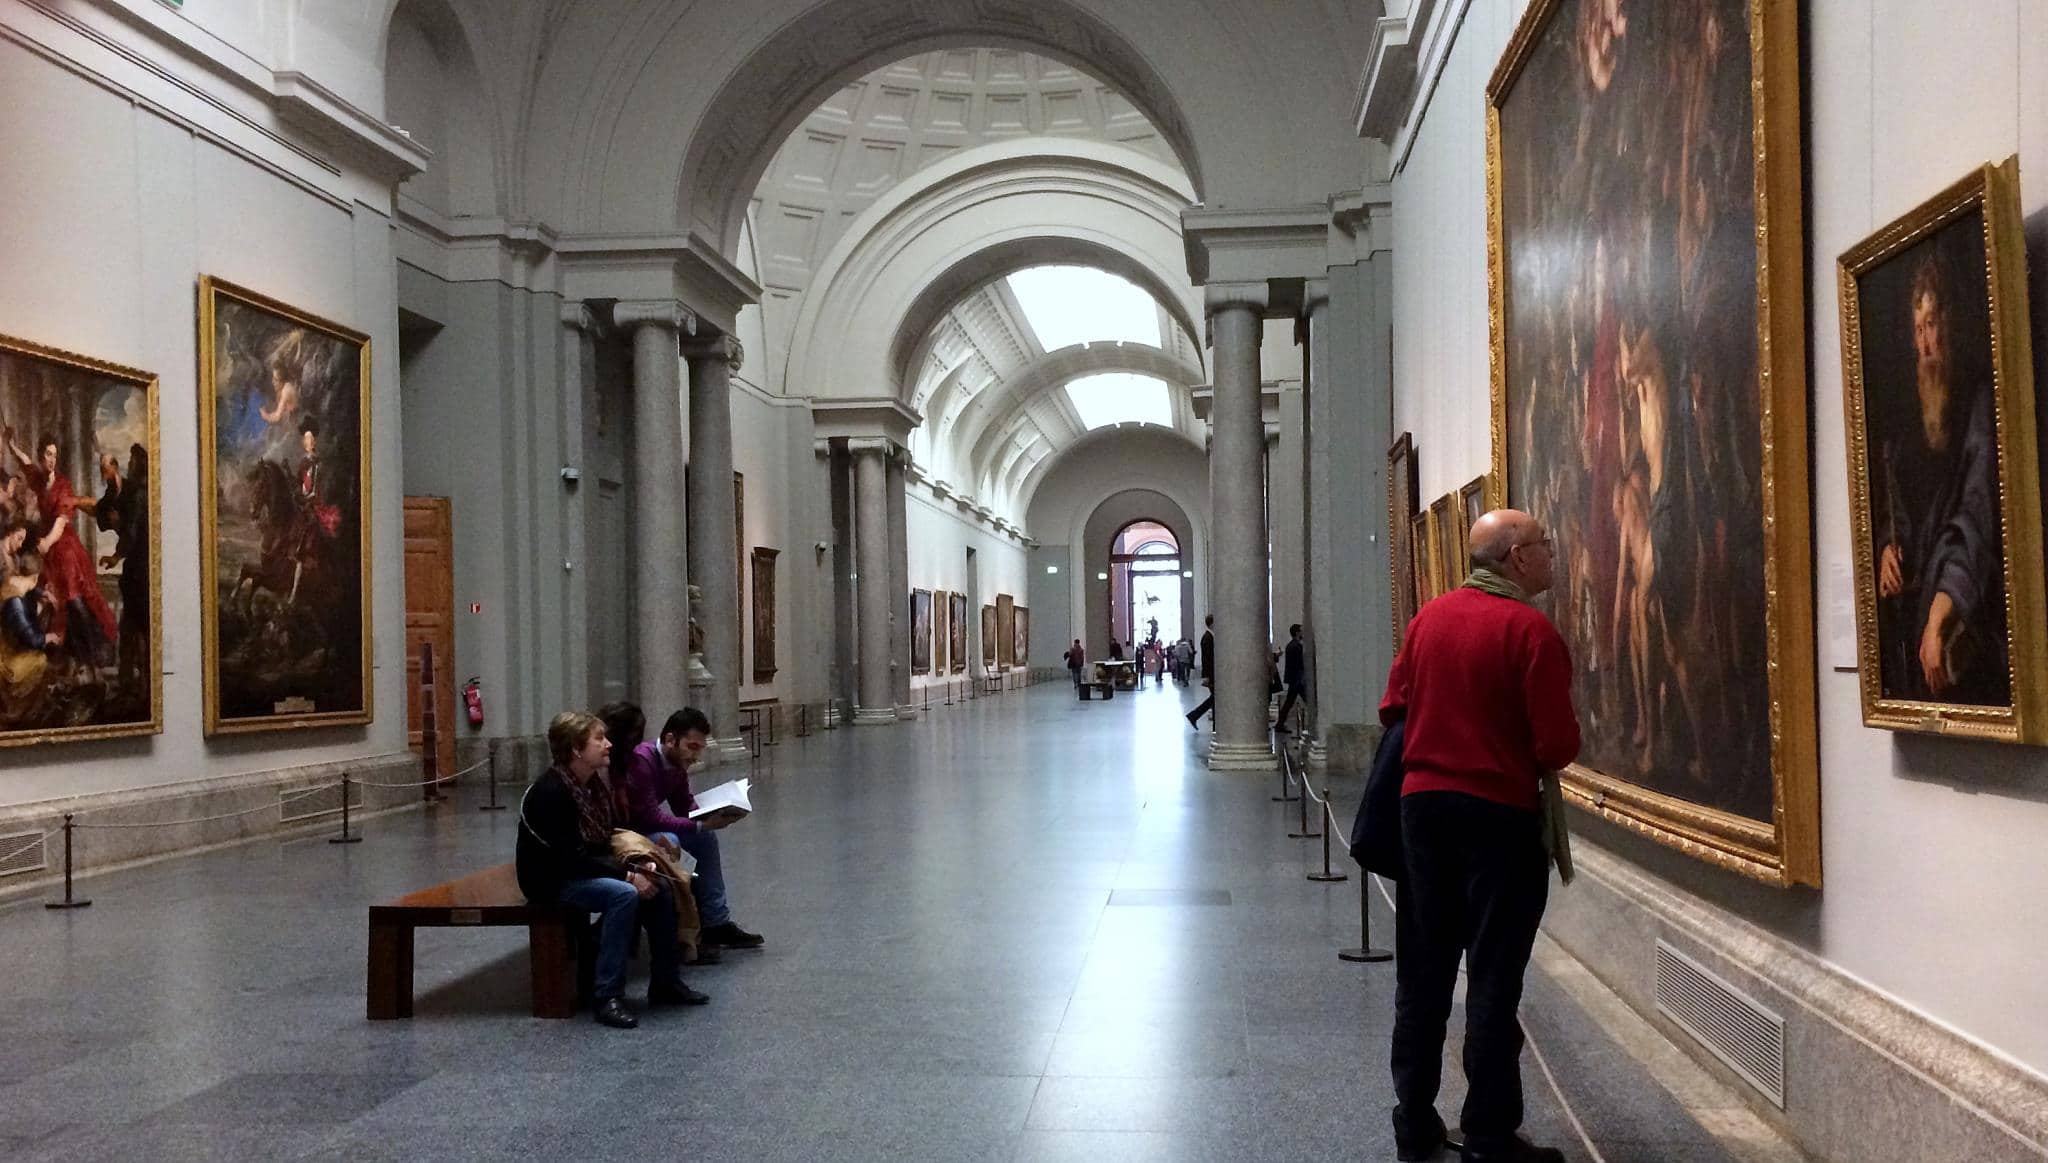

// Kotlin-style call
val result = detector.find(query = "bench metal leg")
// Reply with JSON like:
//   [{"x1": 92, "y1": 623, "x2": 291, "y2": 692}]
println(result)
[
  {"x1": 367, "y1": 920, "x2": 414, "y2": 1020},
  {"x1": 529, "y1": 919, "x2": 575, "y2": 1019}
]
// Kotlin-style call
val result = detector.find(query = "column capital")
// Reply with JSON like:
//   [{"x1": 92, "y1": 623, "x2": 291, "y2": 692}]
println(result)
[
  {"x1": 684, "y1": 333, "x2": 744, "y2": 372},
  {"x1": 1302, "y1": 278, "x2": 1330, "y2": 314},
  {"x1": 846, "y1": 436, "x2": 900, "y2": 460},
  {"x1": 560, "y1": 301, "x2": 603, "y2": 334},
  {"x1": 813, "y1": 438, "x2": 836, "y2": 460},
  {"x1": 1203, "y1": 281, "x2": 1271, "y2": 317},
  {"x1": 614, "y1": 299, "x2": 697, "y2": 335}
]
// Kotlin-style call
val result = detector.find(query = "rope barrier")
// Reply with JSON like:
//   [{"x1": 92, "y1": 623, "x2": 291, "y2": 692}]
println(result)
[
  {"x1": 351, "y1": 758, "x2": 489, "y2": 790},
  {"x1": 70, "y1": 795, "x2": 319, "y2": 830}
]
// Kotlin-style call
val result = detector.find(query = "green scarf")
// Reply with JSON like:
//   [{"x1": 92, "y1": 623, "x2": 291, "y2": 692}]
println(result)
[{"x1": 1462, "y1": 566, "x2": 1528, "y2": 604}]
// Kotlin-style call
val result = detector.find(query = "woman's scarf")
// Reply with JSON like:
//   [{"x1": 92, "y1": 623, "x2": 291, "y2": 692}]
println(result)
[{"x1": 560, "y1": 766, "x2": 614, "y2": 847}]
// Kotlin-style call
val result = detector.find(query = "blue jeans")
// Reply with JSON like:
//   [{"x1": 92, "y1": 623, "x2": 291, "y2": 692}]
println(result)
[
  {"x1": 557, "y1": 875, "x2": 680, "y2": 1000},
  {"x1": 649, "y1": 828, "x2": 730, "y2": 928}
]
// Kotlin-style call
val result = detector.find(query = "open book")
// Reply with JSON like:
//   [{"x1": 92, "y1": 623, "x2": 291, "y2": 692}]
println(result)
[{"x1": 688, "y1": 778, "x2": 753, "y2": 828}]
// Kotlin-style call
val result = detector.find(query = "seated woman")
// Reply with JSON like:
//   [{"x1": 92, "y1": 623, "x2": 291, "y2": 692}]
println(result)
[
  {"x1": 515, "y1": 710, "x2": 707, "y2": 1028},
  {"x1": 623, "y1": 707, "x2": 765, "y2": 954}
]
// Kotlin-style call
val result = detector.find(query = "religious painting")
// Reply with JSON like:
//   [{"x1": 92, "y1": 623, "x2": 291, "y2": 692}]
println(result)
[
  {"x1": 1840, "y1": 158, "x2": 2045, "y2": 743},
  {"x1": 1486, "y1": 0, "x2": 1817, "y2": 883},
  {"x1": 1460, "y1": 475, "x2": 1489, "y2": 534},
  {"x1": 981, "y1": 604, "x2": 997, "y2": 666},
  {"x1": 1409, "y1": 509, "x2": 1438, "y2": 607},
  {"x1": 995, "y1": 593, "x2": 1015, "y2": 668},
  {"x1": 1431, "y1": 494, "x2": 1464, "y2": 592},
  {"x1": 1387, "y1": 433, "x2": 1421, "y2": 646},
  {"x1": 951, "y1": 592, "x2": 968, "y2": 672},
  {"x1": 750, "y1": 547, "x2": 778, "y2": 682},
  {"x1": 0, "y1": 334, "x2": 160, "y2": 746},
  {"x1": 933, "y1": 589, "x2": 949, "y2": 674},
  {"x1": 910, "y1": 588, "x2": 932, "y2": 675},
  {"x1": 200, "y1": 277, "x2": 373, "y2": 733},
  {"x1": 1014, "y1": 606, "x2": 1029, "y2": 668}
]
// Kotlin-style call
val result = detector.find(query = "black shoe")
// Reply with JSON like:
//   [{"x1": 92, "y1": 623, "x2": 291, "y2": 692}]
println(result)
[
  {"x1": 648, "y1": 979, "x2": 711, "y2": 1007},
  {"x1": 1462, "y1": 1135, "x2": 1564, "y2": 1163},
  {"x1": 686, "y1": 940, "x2": 723, "y2": 965},
  {"x1": 1393, "y1": 1107, "x2": 1448, "y2": 1162},
  {"x1": 1186, "y1": 713, "x2": 1200, "y2": 728},
  {"x1": 703, "y1": 921, "x2": 765, "y2": 949},
  {"x1": 592, "y1": 997, "x2": 638, "y2": 1029}
]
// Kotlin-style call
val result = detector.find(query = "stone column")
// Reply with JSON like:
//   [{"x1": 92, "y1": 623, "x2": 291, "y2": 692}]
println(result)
[
  {"x1": 886, "y1": 447, "x2": 912, "y2": 717},
  {"x1": 851, "y1": 438, "x2": 897, "y2": 725},
  {"x1": 559, "y1": 302, "x2": 597, "y2": 708},
  {"x1": 1206, "y1": 283, "x2": 1277, "y2": 770},
  {"x1": 1300, "y1": 280, "x2": 1328, "y2": 769},
  {"x1": 820, "y1": 439, "x2": 858, "y2": 725},
  {"x1": 615, "y1": 300, "x2": 694, "y2": 723},
  {"x1": 685, "y1": 334, "x2": 747, "y2": 762}
]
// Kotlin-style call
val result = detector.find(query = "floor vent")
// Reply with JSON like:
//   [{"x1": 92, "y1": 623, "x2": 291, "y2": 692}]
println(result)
[
  {"x1": 279, "y1": 782, "x2": 362, "y2": 823},
  {"x1": 0, "y1": 830, "x2": 48, "y2": 878},
  {"x1": 1656, "y1": 939, "x2": 1786, "y2": 1108}
]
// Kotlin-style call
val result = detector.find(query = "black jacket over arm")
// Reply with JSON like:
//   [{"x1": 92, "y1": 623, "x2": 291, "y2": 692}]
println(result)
[{"x1": 516, "y1": 768, "x2": 625, "y2": 902}]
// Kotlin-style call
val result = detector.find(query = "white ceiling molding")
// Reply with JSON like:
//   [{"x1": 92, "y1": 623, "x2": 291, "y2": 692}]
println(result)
[
  {"x1": 1351, "y1": 0, "x2": 1474, "y2": 174},
  {"x1": 781, "y1": 136, "x2": 1197, "y2": 410}
]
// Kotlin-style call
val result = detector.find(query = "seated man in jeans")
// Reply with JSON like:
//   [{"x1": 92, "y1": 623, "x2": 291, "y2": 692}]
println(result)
[
  {"x1": 624, "y1": 707, "x2": 765, "y2": 959},
  {"x1": 516, "y1": 710, "x2": 708, "y2": 1029}
]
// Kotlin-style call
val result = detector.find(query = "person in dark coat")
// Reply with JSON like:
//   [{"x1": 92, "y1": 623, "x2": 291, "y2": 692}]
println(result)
[
  {"x1": 1275, "y1": 623, "x2": 1308, "y2": 731},
  {"x1": 517, "y1": 709, "x2": 704, "y2": 1028},
  {"x1": 1185, "y1": 615, "x2": 1216, "y2": 728}
]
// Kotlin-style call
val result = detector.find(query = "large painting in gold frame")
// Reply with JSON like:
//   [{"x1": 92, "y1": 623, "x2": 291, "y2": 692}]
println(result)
[
  {"x1": 1485, "y1": 0, "x2": 1817, "y2": 884},
  {"x1": 200, "y1": 277, "x2": 374, "y2": 734},
  {"x1": 1387, "y1": 433, "x2": 1420, "y2": 646},
  {"x1": 951, "y1": 592, "x2": 968, "y2": 673},
  {"x1": 0, "y1": 334, "x2": 161, "y2": 745},
  {"x1": 1839, "y1": 158, "x2": 2044, "y2": 742}
]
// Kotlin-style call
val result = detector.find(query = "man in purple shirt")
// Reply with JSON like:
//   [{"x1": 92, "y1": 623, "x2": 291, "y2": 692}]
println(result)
[{"x1": 623, "y1": 706, "x2": 765, "y2": 955}]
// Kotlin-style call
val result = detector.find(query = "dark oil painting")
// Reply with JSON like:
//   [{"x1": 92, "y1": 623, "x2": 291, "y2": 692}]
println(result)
[{"x1": 202, "y1": 280, "x2": 370, "y2": 732}]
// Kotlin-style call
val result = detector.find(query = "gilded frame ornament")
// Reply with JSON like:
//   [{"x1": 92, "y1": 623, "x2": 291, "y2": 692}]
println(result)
[
  {"x1": 1838, "y1": 158, "x2": 2043, "y2": 742},
  {"x1": 0, "y1": 333, "x2": 162, "y2": 746},
  {"x1": 199, "y1": 276, "x2": 374, "y2": 735},
  {"x1": 1485, "y1": 0, "x2": 1818, "y2": 884},
  {"x1": 1387, "y1": 433, "x2": 1421, "y2": 645}
]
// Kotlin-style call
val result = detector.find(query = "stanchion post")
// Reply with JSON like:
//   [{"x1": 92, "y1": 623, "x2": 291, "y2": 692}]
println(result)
[
  {"x1": 330, "y1": 773, "x2": 363, "y2": 844},
  {"x1": 1286, "y1": 754, "x2": 1319, "y2": 840},
  {"x1": 1271, "y1": 752, "x2": 1299, "y2": 803},
  {"x1": 1308, "y1": 790, "x2": 1347, "y2": 882},
  {"x1": 1339, "y1": 872, "x2": 1394, "y2": 963},
  {"x1": 44, "y1": 814, "x2": 91, "y2": 910},
  {"x1": 419, "y1": 643, "x2": 447, "y2": 805},
  {"x1": 479, "y1": 738, "x2": 506, "y2": 812}
]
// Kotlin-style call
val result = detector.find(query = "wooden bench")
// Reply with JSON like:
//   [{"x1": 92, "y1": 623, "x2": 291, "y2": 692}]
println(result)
[{"x1": 367, "y1": 862, "x2": 581, "y2": 1020}]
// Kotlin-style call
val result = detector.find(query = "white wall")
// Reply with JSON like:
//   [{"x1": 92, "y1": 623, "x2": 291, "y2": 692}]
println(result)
[
  {"x1": 0, "y1": 2, "x2": 410, "y2": 805},
  {"x1": 905, "y1": 488, "x2": 1029, "y2": 688},
  {"x1": 1392, "y1": 0, "x2": 2048, "y2": 1076}
]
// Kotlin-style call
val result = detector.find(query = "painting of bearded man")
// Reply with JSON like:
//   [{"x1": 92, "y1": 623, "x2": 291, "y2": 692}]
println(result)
[{"x1": 1840, "y1": 158, "x2": 2045, "y2": 743}]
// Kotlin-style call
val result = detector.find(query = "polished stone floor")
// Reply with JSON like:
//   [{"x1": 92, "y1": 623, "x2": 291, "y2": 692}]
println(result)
[{"x1": 0, "y1": 681, "x2": 1791, "y2": 1161}]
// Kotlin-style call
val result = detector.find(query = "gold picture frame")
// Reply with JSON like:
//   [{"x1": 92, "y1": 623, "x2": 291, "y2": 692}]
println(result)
[
  {"x1": 1459, "y1": 474, "x2": 1488, "y2": 534},
  {"x1": 951, "y1": 592, "x2": 968, "y2": 673},
  {"x1": 1410, "y1": 509, "x2": 1439, "y2": 606},
  {"x1": 199, "y1": 276, "x2": 374, "y2": 734},
  {"x1": 1486, "y1": 0, "x2": 1817, "y2": 884},
  {"x1": 1839, "y1": 158, "x2": 2043, "y2": 742},
  {"x1": 0, "y1": 333, "x2": 162, "y2": 746},
  {"x1": 750, "y1": 546, "x2": 778, "y2": 682},
  {"x1": 1387, "y1": 433, "x2": 1421, "y2": 646},
  {"x1": 1430, "y1": 493, "x2": 1464, "y2": 592},
  {"x1": 933, "y1": 588, "x2": 949, "y2": 674}
]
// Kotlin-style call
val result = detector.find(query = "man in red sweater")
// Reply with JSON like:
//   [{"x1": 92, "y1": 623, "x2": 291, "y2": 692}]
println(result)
[{"x1": 1380, "y1": 508, "x2": 1580, "y2": 1163}]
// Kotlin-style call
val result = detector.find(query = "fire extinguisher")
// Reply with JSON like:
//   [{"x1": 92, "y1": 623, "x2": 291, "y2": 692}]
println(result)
[{"x1": 463, "y1": 677, "x2": 484, "y2": 728}]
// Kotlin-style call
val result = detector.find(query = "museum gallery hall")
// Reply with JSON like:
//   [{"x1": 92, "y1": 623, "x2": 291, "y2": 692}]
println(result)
[{"x1": 1, "y1": 1, "x2": 2045, "y2": 1160}]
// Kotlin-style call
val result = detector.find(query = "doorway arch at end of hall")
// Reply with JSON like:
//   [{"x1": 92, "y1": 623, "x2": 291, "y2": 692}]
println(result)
[
  {"x1": 1077, "y1": 488, "x2": 1200, "y2": 663},
  {"x1": 1109, "y1": 519, "x2": 1181, "y2": 654}
]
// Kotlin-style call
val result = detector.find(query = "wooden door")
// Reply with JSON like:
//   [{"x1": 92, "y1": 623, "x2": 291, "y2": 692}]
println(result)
[{"x1": 403, "y1": 497, "x2": 457, "y2": 780}]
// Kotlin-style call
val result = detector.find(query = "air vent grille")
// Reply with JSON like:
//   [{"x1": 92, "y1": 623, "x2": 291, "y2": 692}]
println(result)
[
  {"x1": 1656, "y1": 939, "x2": 1786, "y2": 1108},
  {"x1": 279, "y1": 782, "x2": 362, "y2": 823},
  {"x1": 0, "y1": 830, "x2": 48, "y2": 878}
]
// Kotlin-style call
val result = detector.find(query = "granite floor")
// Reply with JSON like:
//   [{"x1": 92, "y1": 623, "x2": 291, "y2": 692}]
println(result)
[{"x1": 0, "y1": 681, "x2": 1795, "y2": 1161}]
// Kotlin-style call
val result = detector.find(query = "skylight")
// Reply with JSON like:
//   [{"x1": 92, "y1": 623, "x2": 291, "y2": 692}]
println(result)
[
  {"x1": 1007, "y1": 266, "x2": 1160, "y2": 352},
  {"x1": 1065, "y1": 373, "x2": 1172, "y2": 430}
]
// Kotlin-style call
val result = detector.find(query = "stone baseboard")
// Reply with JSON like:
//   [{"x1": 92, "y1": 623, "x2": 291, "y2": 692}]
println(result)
[
  {"x1": 1206, "y1": 740, "x2": 1278, "y2": 771},
  {"x1": 1546, "y1": 837, "x2": 2048, "y2": 1162},
  {"x1": 0, "y1": 752, "x2": 423, "y2": 899},
  {"x1": 1315, "y1": 721, "x2": 1381, "y2": 776}
]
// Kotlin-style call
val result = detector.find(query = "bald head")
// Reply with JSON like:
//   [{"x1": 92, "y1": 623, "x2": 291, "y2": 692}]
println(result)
[{"x1": 1468, "y1": 508, "x2": 1554, "y2": 594}]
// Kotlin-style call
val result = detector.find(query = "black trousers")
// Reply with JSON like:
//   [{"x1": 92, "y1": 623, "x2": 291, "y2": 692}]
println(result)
[
  {"x1": 1275, "y1": 683, "x2": 1307, "y2": 729},
  {"x1": 1391, "y1": 790, "x2": 1549, "y2": 1151}
]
